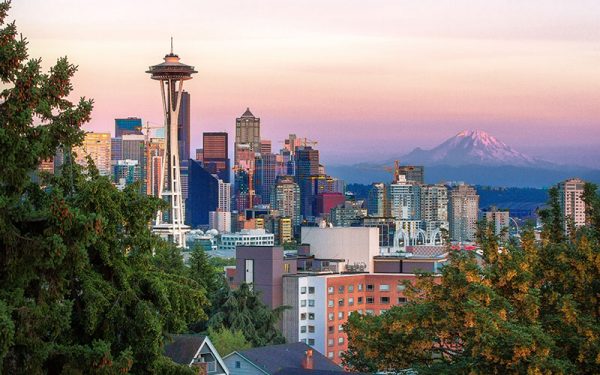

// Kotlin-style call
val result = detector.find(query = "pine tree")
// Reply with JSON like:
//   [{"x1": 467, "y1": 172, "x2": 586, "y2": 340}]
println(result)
[{"x1": 0, "y1": 2, "x2": 208, "y2": 373}]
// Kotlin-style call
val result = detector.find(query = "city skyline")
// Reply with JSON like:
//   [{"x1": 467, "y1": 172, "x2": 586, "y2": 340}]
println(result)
[{"x1": 11, "y1": 0, "x2": 600, "y2": 166}]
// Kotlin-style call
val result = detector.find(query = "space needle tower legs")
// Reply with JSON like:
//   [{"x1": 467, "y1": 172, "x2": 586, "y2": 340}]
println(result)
[{"x1": 146, "y1": 40, "x2": 197, "y2": 248}]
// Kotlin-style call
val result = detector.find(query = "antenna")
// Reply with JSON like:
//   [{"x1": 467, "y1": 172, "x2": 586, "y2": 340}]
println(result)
[{"x1": 170, "y1": 36, "x2": 173, "y2": 54}]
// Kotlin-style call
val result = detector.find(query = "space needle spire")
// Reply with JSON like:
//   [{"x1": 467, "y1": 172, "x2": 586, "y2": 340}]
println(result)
[{"x1": 146, "y1": 40, "x2": 197, "y2": 248}]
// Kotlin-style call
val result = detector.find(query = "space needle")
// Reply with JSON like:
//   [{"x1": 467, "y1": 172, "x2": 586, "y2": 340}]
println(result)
[{"x1": 146, "y1": 39, "x2": 196, "y2": 248}]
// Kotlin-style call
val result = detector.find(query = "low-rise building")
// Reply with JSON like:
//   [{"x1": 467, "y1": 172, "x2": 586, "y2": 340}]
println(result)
[{"x1": 219, "y1": 229, "x2": 275, "y2": 252}]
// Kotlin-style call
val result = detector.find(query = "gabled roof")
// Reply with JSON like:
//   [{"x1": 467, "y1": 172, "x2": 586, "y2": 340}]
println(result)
[
  {"x1": 164, "y1": 334, "x2": 207, "y2": 365},
  {"x1": 273, "y1": 369, "x2": 369, "y2": 375},
  {"x1": 164, "y1": 334, "x2": 229, "y2": 374},
  {"x1": 241, "y1": 107, "x2": 255, "y2": 118},
  {"x1": 226, "y1": 342, "x2": 342, "y2": 374}
]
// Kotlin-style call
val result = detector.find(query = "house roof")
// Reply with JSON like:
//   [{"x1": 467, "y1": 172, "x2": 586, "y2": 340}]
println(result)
[
  {"x1": 273, "y1": 368, "x2": 368, "y2": 375},
  {"x1": 164, "y1": 334, "x2": 207, "y2": 365},
  {"x1": 231, "y1": 342, "x2": 343, "y2": 374}
]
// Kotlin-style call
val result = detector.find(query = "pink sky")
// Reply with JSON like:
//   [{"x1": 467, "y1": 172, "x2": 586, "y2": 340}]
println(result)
[{"x1": 10, "y1": 1, "x2": 600, "y2": 165}]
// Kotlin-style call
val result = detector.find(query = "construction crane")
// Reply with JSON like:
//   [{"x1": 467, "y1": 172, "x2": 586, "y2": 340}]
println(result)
[{"x1": 383, "y1": 160, "x2": 401, "y2": 183}]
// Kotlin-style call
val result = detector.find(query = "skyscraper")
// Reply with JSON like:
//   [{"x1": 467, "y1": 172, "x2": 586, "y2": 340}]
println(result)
[
  {"x1": 74, "y1": 132, "x2": 111, "y2": 176},
  {"x1": 367, "y1": 182, "x2": 388, "y2": 217},
  {"x1": 203, "y1": 132, "x2": 230, "y2": 183},
  {"x1": 115, "y1": 117, "x2": 143, "y2": 137},
  {"x1": 187, "y1": 159, "x2": 220, "y2": 228},
  {"x1": 271, "y1": 176, "x2": 301, "y2": 227},
  {"x1": 295, "y1": 146, "x2": 320, "y2": 218},
  {"x1": 484, "y1": 206, "x2": 510, "y2": 240},
  {"x1": 255, "y1": 153, "x2": 277, "y2": 204},
  {"x1": 448, "y1": 184, "x2": 479, "y2": 242},
  {"x1": 388, "y1": 175, "x2": 421, "y2": 221},
  {"x1": 177, "y1": 91, "x2": 191, "y2": 162},
  {"x1": 235, "y1": 107, "x2": 260, "y2": 164},
  {"x1": 557, "y1": 178, "x2": 587, "y2": 233},
  {"x1": 398, "y1": 165, "x2": 424, "y2": 185},
  {"x1": 420, "y1": 184, "x2": 449, "y2": 242},
  {"x1": 260, "y1": 139, "x2": 272, "y2": 155}
]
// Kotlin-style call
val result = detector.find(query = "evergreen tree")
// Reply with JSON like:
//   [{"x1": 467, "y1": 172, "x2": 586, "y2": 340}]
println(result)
[
  {"x1": 208, "y1": 283, "x2": 287, "y2": 347},
  {"x1": 343, "y1": 184, "x2": 600, "y2": 374},
  {"x1": 0, "y1": 2, "x2": 208, "y2": 373}
]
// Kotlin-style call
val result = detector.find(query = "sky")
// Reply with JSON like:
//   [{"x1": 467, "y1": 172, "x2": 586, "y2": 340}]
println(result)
[{"x1": 10, "y1": 0, "x2": 600, "y2": 166}]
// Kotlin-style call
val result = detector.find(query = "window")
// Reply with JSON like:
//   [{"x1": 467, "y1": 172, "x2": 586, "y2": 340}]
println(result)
[
  {"x1": 300, "y1": 313, "x2": 307, "y2": 320},
  {"x1": 308, "y1": 287, "x2": 315, "y2": 294},
  {"x1": 397, "y1": 283, "x2": 406, "y2": 292},
  {"x1": 308, "y1": 325, "x2": 315, "y2": 333},
  {"x1": 328, "y1": 286, "x2": 334, "y2": 294},
  {"x1": 366, "y1": 284, "x2": 374, "y2": 291},
  {"x1": 328, "y1": 300, "x2": 334, "y2": 308},
  {"x1": 338, "y1": 351, "x2": 344, "y2": 357},
  {"x1": 301, "y1": 300, "x2": 307, "y2": 307},
  {"x1": 366, "y1": 309, "x2": 374, "y2": 315},
  {"x1": 338, "y1": 298, "x2": 344, "y2": 306},
  {"x1": 328, "y1": 338, "x2": 334, "y2": 347},
  {"x1": 398, "y1": 297, "x2": 407, "y2": 304},
  {"x1": 366, "y1": 296, "x2": 374, "y2": 304},
  {"x1": 308, "y1": 339, "x2": 315, "y2": 346},
  {"x1": 358, "y1": 283, "x2": 363, "y2": 291},
  {"x1": 380, "y1": 309, "x2": 387, "y2": 314},
  {"x1": 338, "y1": 337, "x2": 345, "y2": 344},
  {"x1": 338, "y1": 311, "x2": 344, "y2": 319},
  {"x1": 379, "y1": 284, "x2": 390, "y2": 291},
  {"x1": 348, "y1": 297, "x2": 354, "y2": 306},
  {"x1": 328, "y1": 313, "x2": 334, "y2": 321},
  {"x1": 338, "y1": 285, "x2": 345, "y2": 293},
  {"x1": 301, "y1": 326, "x2": 307, "y2": 333},
  {"x1": 358, "y1": 296, "x2": 363, "y2": 304},
  {"x1": 348, "y1": 284, "x2": 354, "y2": 292},
  {"x1": 328, "y1": 351, "x2": 334, "y2": 359},
  {"x1": 308, "y1": 313, "x2": 315, "y2": 320},
  {"x1": 301, "y1": 286, "x2": 307, "y2": 294},
  {"x1": 338, "y1": 324, "x2": 344, "y2": 332},
  {"x1": 380, "y1": 296, "x2": 390, "y2": 304},
  {"x1": 328, "y1": 325, "x2": 334, "y2": 333},
  {"x1": 308, "y1": 299, "x2": 315, "y2": 307},
  {"x1": 235, "y1": 361, "x2": 241, "y2": 369},
  {"x1": 358, "y1": 309, "x2": 363, "y2": 314},
  {"x1": 284, "y1": 263, "x2": 291, "y2": 273}
]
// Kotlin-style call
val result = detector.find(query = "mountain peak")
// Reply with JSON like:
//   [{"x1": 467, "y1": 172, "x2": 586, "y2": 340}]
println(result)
[{"x1": 402, "y1": 130, "x2": 543, "y2": 167}]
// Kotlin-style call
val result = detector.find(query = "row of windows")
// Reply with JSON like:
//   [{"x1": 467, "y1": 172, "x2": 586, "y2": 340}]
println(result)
[
  {"x1": 300, "y1": 286, "x2": 315, "y2": 294},
  {"x1": 300, "y1": 338, "x2": 315, "y2": 346},
  {"x1": 300, "y1": 325, "x2": 315, "y2": 333},
  {"x1": 300, "y1": 312, "x2": 315, "y2": 320},
  {"x1": 328, "y1": 324, "x2": 344, "y2": 333},
  {"x1": 328, "y1": 283, "x2": 406, "y2": 294},
  {"x1": 328, "y1": 308, "x2": 392, "y2": 321},
  {"x1": 329, "y1": 296, "x2": 407, "y2": 307},
  {"x1": 328, "y1": 351, "x2": 344, "y2": 360},
  {"x1": 327, "y1": 337, "x2": 345, "y2": 346},
  {"x1": 300, "y1": 299, "x2": 315, "y2": 307}
]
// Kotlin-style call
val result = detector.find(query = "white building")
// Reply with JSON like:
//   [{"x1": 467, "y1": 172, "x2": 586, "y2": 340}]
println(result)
[
  {"x1": 300, "y1": 227, "x2": 379, "y2": 272},
  {"x1": 218, "y1": 229, "x2": 274, "y2": 252},
  {"x1": 558, "y1": 178, "x2": 586, "y2": 233},
  {"x1": 218, "y1": 180, "x2": 231, "y2": 212},
  {"x1": 209, "y1": 211, "x2": 232, "y2": 233}
]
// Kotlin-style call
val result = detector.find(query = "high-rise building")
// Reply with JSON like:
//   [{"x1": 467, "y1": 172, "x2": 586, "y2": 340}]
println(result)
[
  {"x1": 260, "y1": 140, "x2": 272, "y2": 155},
  {"x1": 398, "y1": 165, "x2": 424, "y2": 185},
  {"x1": 420, "y1": 184, "x2": 449, "y2": 241},
  {"x1": 271, "y1": 176, "x2": 301, "y2": 227},
  {"x1": 209, "y1": 211, "x2": 232, "y2": 233},
  {"x1": 187, "y1": 159, "x2": 220, "y2": 228},
  {"x1": 203, "y1": 132, "x2": 230, "y2": 183},
  {"x1": 448, "y1": 184, "x2": 479, "y2": 242},
  {"x1": 74, "y1": 132, "x2": 111, "y2": 176},
  {"x1": 145, "y1": 137, "x2": 165, "y2": 197},
  {"x1": 177, "y1": 91, "x2": 191, "y2": 162},
  {"x1": 255, "y1": 153, "x2": 278, "y2": 204},
  {"x1": 484, "y1": 206, "x2": 510, "y2": 240},
  {"x1": 367, "y1": 183, "x2": 388, "y2": 217},
  {"x1": 218, "y1": 179, "x2": 231, "y2": 212},
  {"x1": 195, "y1": 148, "x2": 203, "y2": 162},
  {"x1": 235, "y1": 108, "x2": 260, "y2": 164},
  {"x1": 388, "y1": 176, "x2": 421, "y2": 221},
  {"x1": 557, "y1": 178, "x2": 587, "y2": 233},
  {"x1": 295, "y1": 147, "x2": 319, "y2": 181},
  {"x1": 330, "y1": 201, "x2": 367, "y2": 227},
  {"x1": 115, "y1": 117, "x2": 142, "y2": 137},
  {"x1": 113, "y1": 159, "x2": 141, "y2": 188}
]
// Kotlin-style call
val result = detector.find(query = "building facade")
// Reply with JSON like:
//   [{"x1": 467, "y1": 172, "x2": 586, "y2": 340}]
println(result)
[
  {"x1": 557, "y1": 178, "x2": 587, "y2": 233},
  {"x1": 448, "y1": 184, "x2": 480, "y2": 242},
  {"x1": 74, "y1": 132, "x2": 111, "y2": 176}
]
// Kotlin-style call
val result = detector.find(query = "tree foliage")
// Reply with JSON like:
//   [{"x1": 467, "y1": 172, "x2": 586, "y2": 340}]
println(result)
[
  {"x1": 207, "y1": 326, "x2": 251, "y2": 357},
  {"x1": 343, "y1": 184, "x2": 600, "y2": 374},
  {"x1": 0, "y1": 2, "x2": 208, "y2": 373},
  {"x1": 208, "y1": 283, "x2": 287, "y2": 347}
]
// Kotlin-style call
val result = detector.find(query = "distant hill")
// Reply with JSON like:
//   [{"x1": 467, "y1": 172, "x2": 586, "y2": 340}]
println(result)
[{"x1": 329, "y1": 130, "x2": 600, "y2": 188}]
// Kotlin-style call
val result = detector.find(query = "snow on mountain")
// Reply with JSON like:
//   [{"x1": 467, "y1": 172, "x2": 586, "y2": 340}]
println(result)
[{"x1": 402, "y1": 130, "x2": 545, "y2": 167}]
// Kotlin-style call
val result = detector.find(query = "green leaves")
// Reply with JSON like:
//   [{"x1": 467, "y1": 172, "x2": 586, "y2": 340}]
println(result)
[{"x1": 344, "y1": 186, "x2": 600, "y2": 374}]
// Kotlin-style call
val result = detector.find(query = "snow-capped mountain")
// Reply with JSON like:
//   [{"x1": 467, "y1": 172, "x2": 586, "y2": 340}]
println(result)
[{"x1": 401, "y1": 130, "x2": 544, "y2": 167}]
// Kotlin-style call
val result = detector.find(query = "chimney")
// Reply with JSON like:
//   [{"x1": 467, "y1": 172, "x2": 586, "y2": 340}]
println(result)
[{"x1": 302, "y1": 349, "x2": 314, "y2": 370}]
